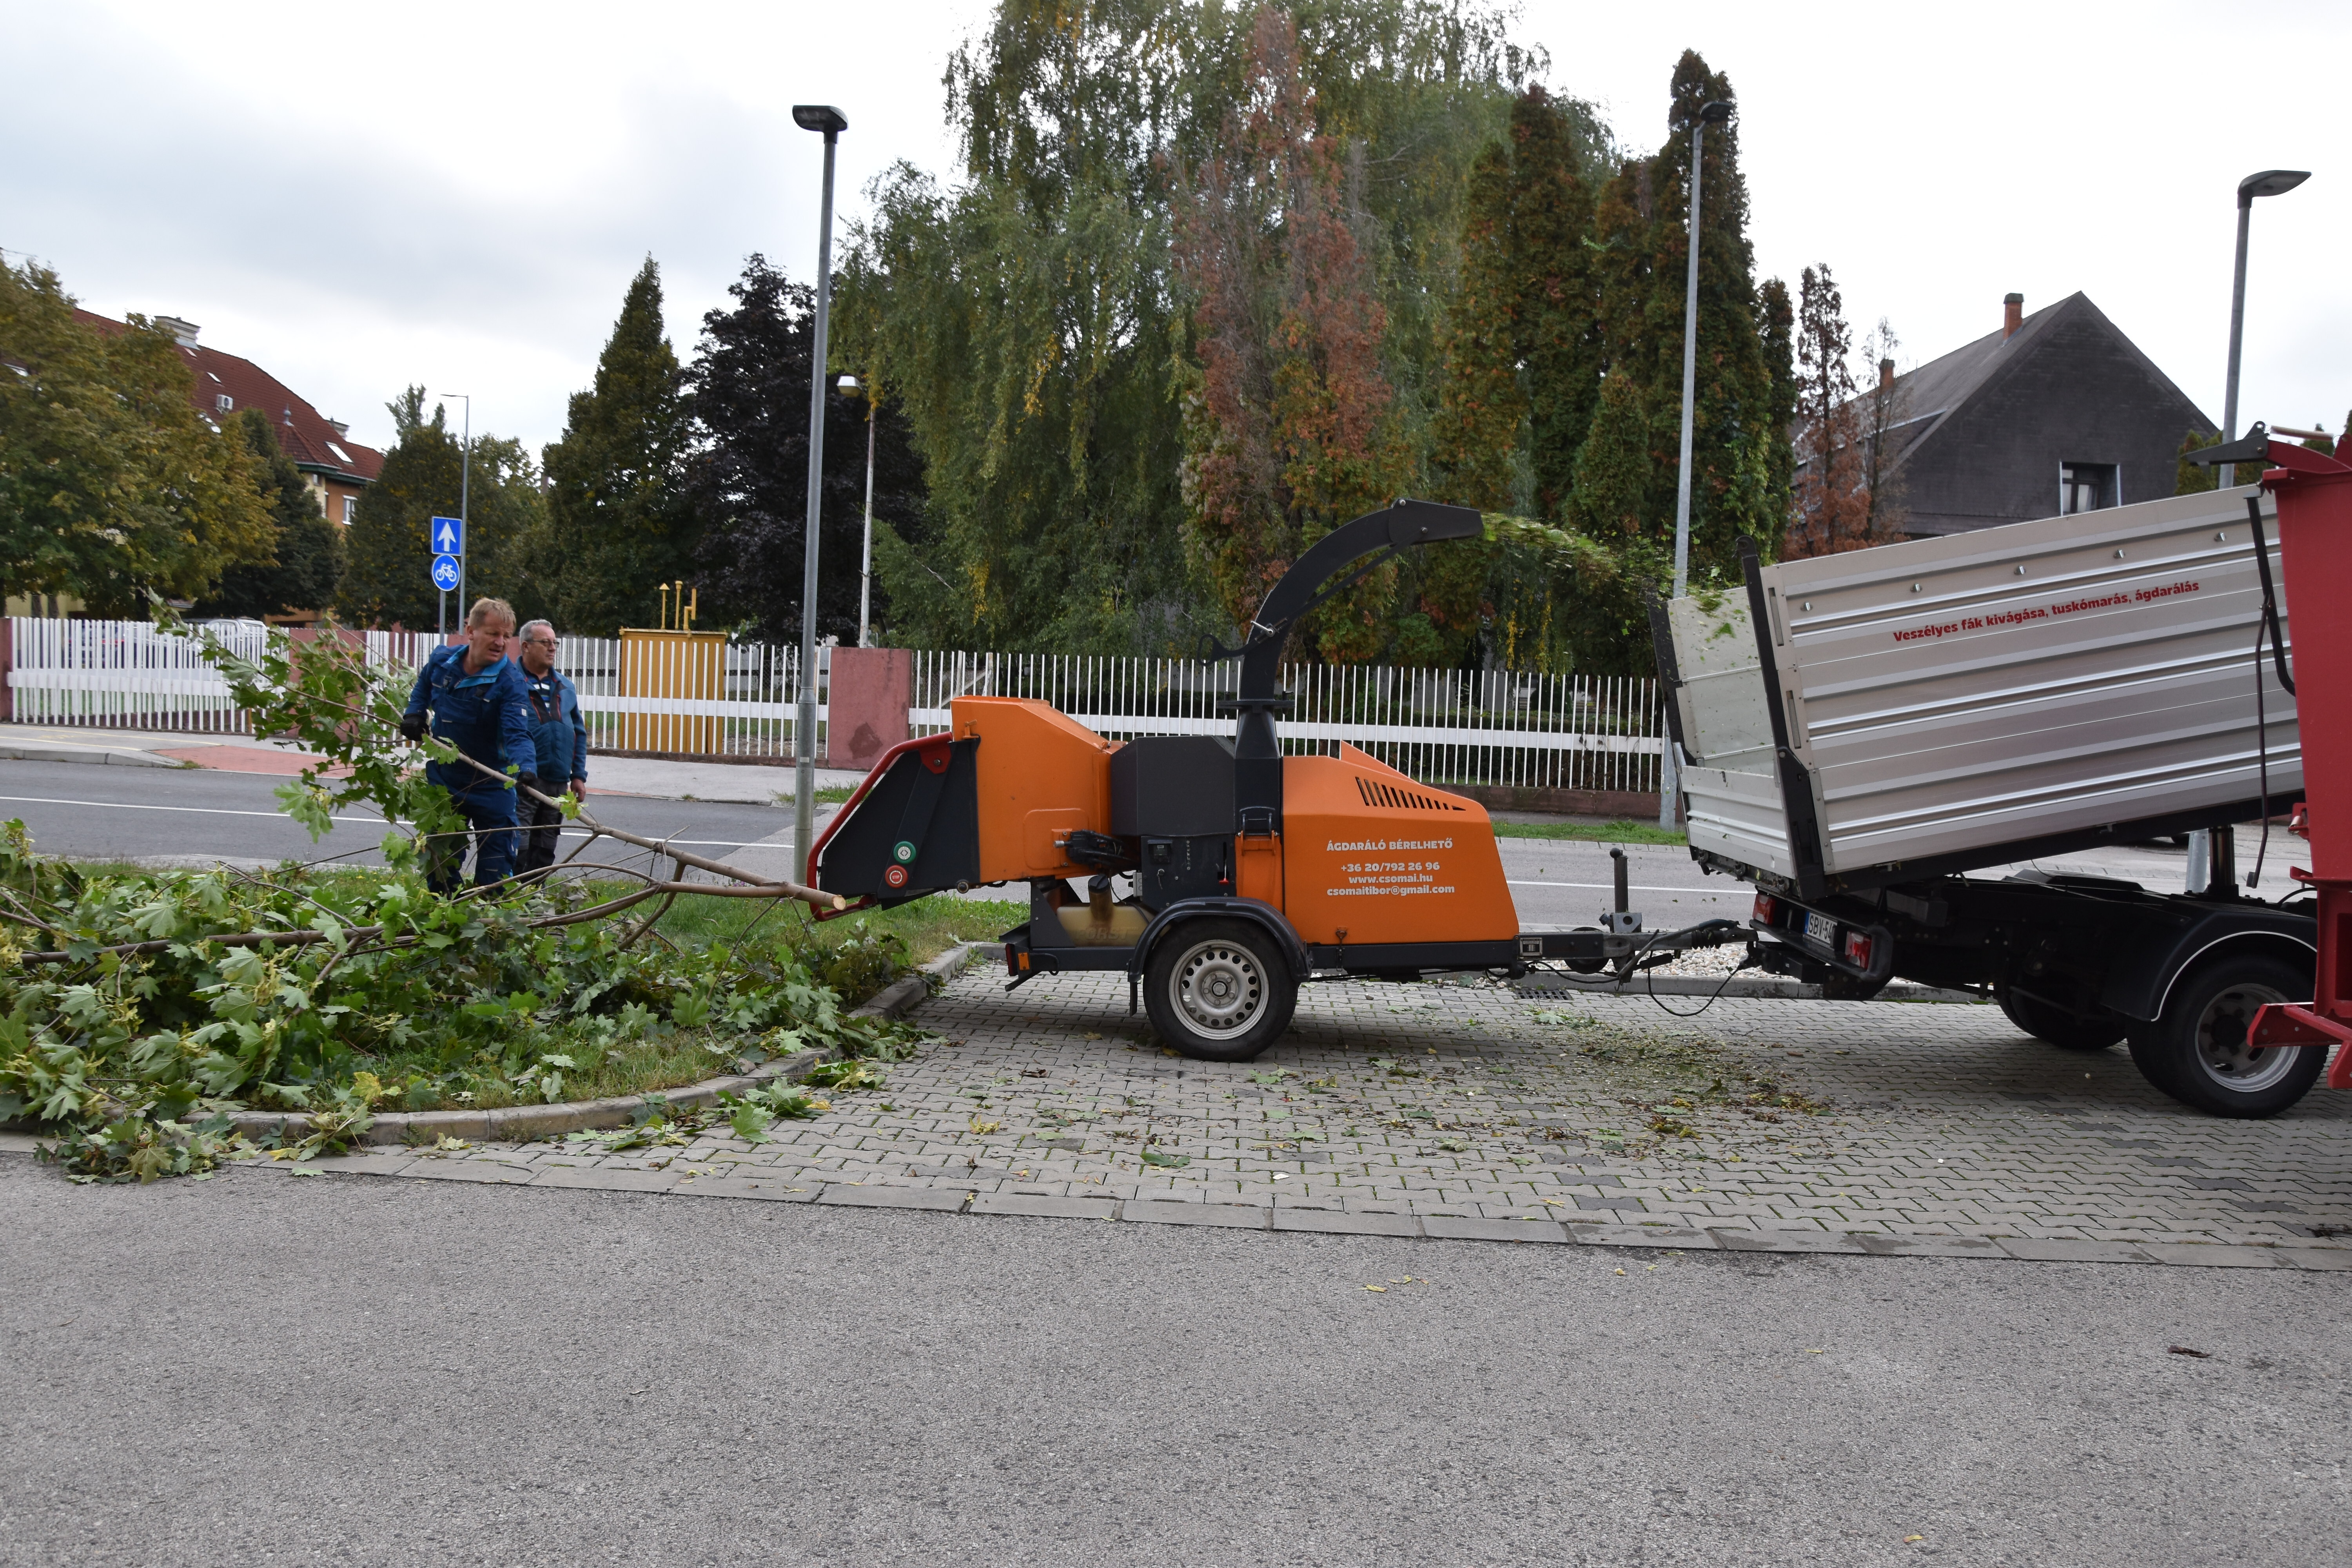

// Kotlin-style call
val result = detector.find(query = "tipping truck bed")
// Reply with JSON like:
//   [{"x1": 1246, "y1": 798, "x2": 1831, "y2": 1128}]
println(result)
[
  {"x1": 1657, "y1": 483, "x2": 2299, "y2": 898},
  {"x1": 1652, "y1": 466, "x2": 2323, "y2": 1120}
]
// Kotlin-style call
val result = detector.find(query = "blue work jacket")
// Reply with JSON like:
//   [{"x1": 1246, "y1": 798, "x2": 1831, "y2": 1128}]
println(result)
[
  {"x1": 523, "y1": 669, "x2": 589, "y2": 786},
  {"x1": 403, "y1": 643, "x2": 535, "y2": 794}
]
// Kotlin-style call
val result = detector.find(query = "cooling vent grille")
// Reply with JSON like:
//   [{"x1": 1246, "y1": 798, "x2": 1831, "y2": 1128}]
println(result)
[{"x1": 1354, "y1": 777, "x2": 1466, "y2": 813}]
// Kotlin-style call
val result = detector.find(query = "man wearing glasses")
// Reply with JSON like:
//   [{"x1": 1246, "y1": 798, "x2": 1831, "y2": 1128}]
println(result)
[{"x1": 514, "y1": 619, "x2": 590, "y2": 877}]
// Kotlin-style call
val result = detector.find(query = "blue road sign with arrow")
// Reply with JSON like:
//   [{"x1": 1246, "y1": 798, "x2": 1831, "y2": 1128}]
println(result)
[
  {"x1": 431, "y1": 554, "x2": 461, "y2": 592},
  {"x1": 430, "y1": 515, "x2": 464, "y2": 555}
]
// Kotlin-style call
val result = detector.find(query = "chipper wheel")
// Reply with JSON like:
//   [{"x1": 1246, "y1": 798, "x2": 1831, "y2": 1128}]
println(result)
[{"x1": 1143, "y1": 919, "x2": 1299, "y2": 1062}]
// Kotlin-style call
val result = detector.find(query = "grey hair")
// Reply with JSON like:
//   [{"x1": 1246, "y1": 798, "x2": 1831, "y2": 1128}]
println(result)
[{"x1": 518, "y1": 619, "x2": 556, "y2": 644}]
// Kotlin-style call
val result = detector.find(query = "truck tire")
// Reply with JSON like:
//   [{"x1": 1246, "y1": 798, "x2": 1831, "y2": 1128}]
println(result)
[
  {"x1": 2000, "y1": 991, "x2": 2127, "y2": 1051},
  {"x1": 1143, "y1": 919, "x2": 1298, "y2": 1062},
  {"x1": 2127, "y1": 952, "x2": 2321, "y2": 1118}
]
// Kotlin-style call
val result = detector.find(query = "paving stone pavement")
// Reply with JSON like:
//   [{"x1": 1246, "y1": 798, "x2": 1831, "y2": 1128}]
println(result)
[{"x1": 289, "y1": 967, "x2": 2352, "y2": 1269}]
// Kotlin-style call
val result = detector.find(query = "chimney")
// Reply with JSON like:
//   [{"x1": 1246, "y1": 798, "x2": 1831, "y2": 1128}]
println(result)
[
  {"x1": 154, "y1": 315, "x2": 200, "y2": 349},
  {"x1": 2002, "y1": 292, "x2": 2024, "y2": 340},
  {"x1": 326, "y1": 419, "x2": 349, "y2": 438},
  {"x1": 1878, "y1": 358, "x2": 1895, "y2": 390}
]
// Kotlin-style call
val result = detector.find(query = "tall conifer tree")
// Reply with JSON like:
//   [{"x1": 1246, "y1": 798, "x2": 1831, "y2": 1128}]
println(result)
[
  {"x1": 685, "y1": 255, "x2": 923, "y2": 645},
  {"x1": 1509, "y1": 88, "x2": 1600, "y2": 522},
  {"x1": 339, "y1": 388, "x2": 543, "y2": 629},
  {"x1": 539, "y1": 258, "x2": 694, "y2": 635}
]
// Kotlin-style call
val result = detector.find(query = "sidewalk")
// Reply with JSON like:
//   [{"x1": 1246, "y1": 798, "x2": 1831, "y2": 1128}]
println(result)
[{"x1": 0, "y1": 724, "x2": 865, "y2": 804}]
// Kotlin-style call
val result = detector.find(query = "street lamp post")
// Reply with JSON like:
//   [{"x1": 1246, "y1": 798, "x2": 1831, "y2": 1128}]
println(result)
[
  {"x1": 791, "y1": 104, "x2": 847, "y2": 885},
  {"x1": 2218, "y1": 169, "x2": 2309, "y2": 489},
  {"x1": 839, "y1": 374, "x2": 877, "y2": 648},
  {"x1": 436, "y1": 391, "x2": 472, "y2": 637},
  {"x1": 1659, "y1": 99, "x2": 1733, "y2": 831},
  {"x1": 2188, "y1": 166, "x2": 2308, "y2": 896}
]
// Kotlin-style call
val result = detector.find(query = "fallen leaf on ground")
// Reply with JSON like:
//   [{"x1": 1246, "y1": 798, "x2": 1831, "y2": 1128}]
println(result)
[
  {"x1": 1363, "y1": 1285, "x2": 1387, "y2": 1292},
  {"x1": 969, "y1": 1117, "x2": 1002, "y2": 1134},
  {"x1": 2168, "y1": 1346, "x2": 2212, "y2": 1359},
  {"x1": 1140, "y1": 1148, "x2": 1190, "y2": 1168}
]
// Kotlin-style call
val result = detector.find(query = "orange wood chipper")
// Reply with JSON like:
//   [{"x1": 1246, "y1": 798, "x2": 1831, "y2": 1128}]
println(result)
[{"x1": 808, "y1": 500, "x2": 1742, "y2": 1059}]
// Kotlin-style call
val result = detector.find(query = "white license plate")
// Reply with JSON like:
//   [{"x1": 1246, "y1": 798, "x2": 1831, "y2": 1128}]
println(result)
[{"x1": 1805, "y1": 911, "x2": 1837, "y2": 949}]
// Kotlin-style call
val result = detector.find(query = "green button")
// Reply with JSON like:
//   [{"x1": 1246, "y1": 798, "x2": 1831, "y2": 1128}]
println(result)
[{"x1": 893, "y1": 840, "x2": 917, "y2": 864}]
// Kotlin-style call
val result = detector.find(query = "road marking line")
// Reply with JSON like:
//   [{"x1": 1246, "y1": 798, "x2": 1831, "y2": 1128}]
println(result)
[
  {"x1": 0, "y1": 795, "x2": 763, "y2": 848},
  {"x1": 0, "y1": 794, "x2": 384, "y2": 824}
]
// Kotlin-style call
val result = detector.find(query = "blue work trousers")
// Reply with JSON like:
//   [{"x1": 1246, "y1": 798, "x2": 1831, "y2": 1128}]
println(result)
[{"x1": 427, "y1": 783, "x2": 521, "y2": 893}]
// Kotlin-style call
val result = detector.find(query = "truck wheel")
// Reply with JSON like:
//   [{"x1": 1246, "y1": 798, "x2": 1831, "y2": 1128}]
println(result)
[
  {"x1": 1143, "y1": 920, "x2": 1298, "y2": 1062},
  {"x1": 2127, "y1": 953, "x2": 2321, "y2": 1118},
  {"x1": 2000, "y1": 991, "x2": 2127, "y2": 1051}
]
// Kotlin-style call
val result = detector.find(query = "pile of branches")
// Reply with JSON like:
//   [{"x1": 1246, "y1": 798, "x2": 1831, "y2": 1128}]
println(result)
[{"x1": 0, "y1": 610, "x2": 901, "y2": 1183}]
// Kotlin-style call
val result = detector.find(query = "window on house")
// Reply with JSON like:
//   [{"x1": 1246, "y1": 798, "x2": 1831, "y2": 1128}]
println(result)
[
  {"x1": 2060, "y1": 462, "x2": 2118, "y2": 515},
  {"x1": 342, "y1": 495, "x2": 356, "y2": 524},
  {"x1": 216, "y1": 394, "x2": 234, "y2": 412}
]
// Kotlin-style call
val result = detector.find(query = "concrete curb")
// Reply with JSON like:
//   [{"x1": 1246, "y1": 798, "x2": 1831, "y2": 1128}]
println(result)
[
  {"x1": 0, "y1": 742, "x2": 187, "y2": 769},
  {"x1": 220, "y1": 941, "x2": 975, "y2": 1147},
  {"x1": 212, "y1": 1153, "x2": 2352, "y2": 1270}
]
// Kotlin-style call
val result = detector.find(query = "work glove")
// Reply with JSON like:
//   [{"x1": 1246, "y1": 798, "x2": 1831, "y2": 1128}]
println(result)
[{"x1": 398, "y1": 713, "x2": 426, "y2": 742}]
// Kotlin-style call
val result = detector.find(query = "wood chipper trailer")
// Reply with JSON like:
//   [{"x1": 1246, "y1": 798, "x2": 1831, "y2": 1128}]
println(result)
[
  {"x1": 808, "y1": 501, "x2": 1746, "y2": 1061},
  {"x1": 1656, "y1": 427, "x2": 2327, "y2": 1117}
]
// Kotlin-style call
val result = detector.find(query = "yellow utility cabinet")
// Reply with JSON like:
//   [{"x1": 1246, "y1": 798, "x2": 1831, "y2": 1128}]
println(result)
[{"x1": 617, "y1": 628, "x2": 727, "y2": 754}]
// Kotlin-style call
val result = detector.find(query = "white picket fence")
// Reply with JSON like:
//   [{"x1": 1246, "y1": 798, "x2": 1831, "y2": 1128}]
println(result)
[
  {"x1": 2, "y1": 620, "x2": 1659, "y2": 793},
  {"x1": 909, "y1": 652, "x2": 1659, "y2": 793},
  {"x1": 546, "y1": 635, "x2": 823, "y2": 758}
]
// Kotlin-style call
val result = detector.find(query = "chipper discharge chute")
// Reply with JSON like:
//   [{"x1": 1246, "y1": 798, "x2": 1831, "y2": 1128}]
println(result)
[{"x1": 811, "y1": 499, "x2": 1744, "y2": 1059}]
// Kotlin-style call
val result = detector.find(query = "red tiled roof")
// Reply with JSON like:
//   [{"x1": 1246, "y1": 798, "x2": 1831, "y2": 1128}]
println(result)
[{"x1": 72, "y1": 309, "x2": 385, "y2": 485}]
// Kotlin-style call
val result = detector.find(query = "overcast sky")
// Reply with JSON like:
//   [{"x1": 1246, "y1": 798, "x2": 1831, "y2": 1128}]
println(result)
[{"x1": 7, "y1": 0, "x2": 2345, "y2": 460}]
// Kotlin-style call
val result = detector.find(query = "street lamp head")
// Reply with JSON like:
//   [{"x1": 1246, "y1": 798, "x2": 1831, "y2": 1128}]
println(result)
[
  {"x1": 2238, "y1": 169, "x2": 2310, "y2": 205},
  {"x1": 1699, "y1": 100, "x2": 1734, "y2": 125},
  {"x1": 837, "y1": 374, "x2": 860, "y2": 390},
  {"x1": 793, "y1": 104, "x2": 848, "y2": 138}
]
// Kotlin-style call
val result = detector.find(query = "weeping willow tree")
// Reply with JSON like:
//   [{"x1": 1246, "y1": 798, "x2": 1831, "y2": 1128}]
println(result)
[{"x1": 838, "y1": 0, "x2": 1546, "y2": 658}]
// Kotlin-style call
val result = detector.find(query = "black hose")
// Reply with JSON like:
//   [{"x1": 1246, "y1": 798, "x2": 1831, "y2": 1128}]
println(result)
[{"x1": 2244, "y1": 497, "x2": 2292, "y2": 889}]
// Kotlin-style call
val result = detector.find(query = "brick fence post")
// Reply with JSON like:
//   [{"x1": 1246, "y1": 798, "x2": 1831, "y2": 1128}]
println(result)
[{"x1": 823, "y1": 646, "x2": 911, "y2": 771}]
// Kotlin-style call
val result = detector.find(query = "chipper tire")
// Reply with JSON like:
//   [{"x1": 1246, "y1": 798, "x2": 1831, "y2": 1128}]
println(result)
[
  {"x1": 1144, "y1": 919, "x2": 1298, "y2": 1062},
  {"x1": 1999, "y1": 990, "x2": 2128, "y2": 1051},
  {"x1": 2127, "y1": 951, "x2": 2321, "y2": 1118}
]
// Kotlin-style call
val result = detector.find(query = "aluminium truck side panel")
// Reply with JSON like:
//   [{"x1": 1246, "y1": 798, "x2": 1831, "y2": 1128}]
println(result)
[{"x1": 1670, "y1": 485, "x2": 2299, "y2": 886}]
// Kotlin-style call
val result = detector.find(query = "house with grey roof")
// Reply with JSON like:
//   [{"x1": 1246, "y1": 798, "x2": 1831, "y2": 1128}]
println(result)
[{"x1": 1864, "y1": 292, "x2": 2213, "y2": 537}]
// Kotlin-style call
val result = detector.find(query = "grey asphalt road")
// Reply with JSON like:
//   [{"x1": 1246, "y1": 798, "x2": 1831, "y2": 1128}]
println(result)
[
  {"x1": 0, "y1": 757, "x2": 1746, "y2": 926},
  {"x1": 1494, "y1": 834, "x2": 1749, "y2": 926},
  {"x1": 0, "y1": 756, "x2": 2216, "y2": 940},
  {"x1": 0, "y1": 759, "x2": 797, "y2": 870},
  {"x1": 2, "y1": 1160, "x2": 2343, "y2": 1566}
]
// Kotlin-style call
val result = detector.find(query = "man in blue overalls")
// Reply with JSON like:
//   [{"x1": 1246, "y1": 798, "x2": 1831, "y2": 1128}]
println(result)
[
  {"x1": 399, "y1": 596, "x2": 535, "y2": 893},
  {"x1": 513, "y1": 618, "x2": 589, "y2": 877}
]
